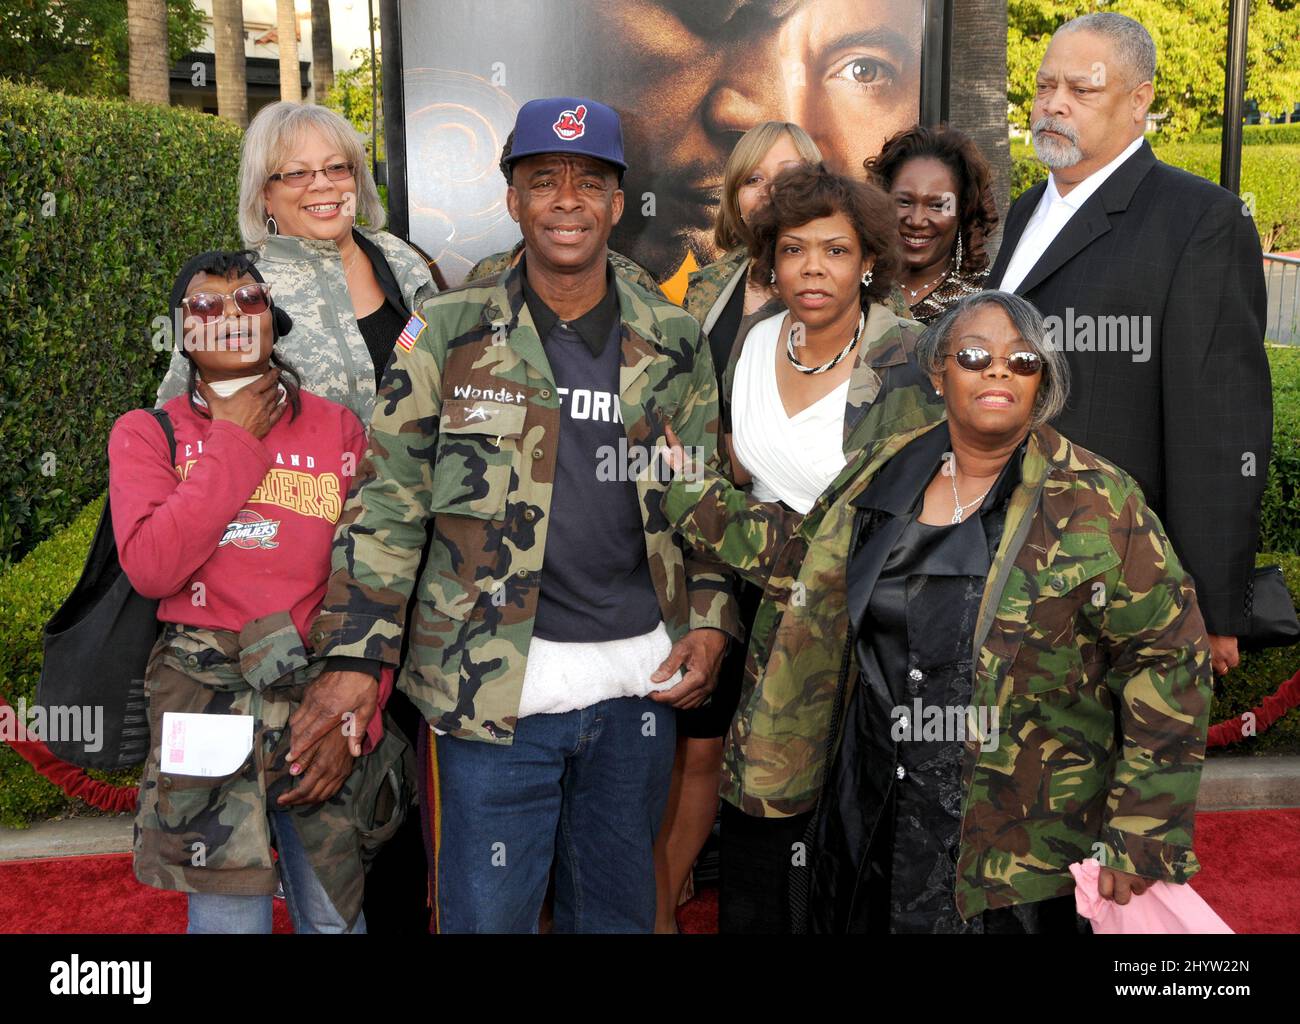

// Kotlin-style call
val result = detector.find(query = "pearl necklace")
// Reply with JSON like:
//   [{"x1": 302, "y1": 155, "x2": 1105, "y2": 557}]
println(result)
[{"x1": 786, "y1": 312, "x2": 865, "y2": 375}]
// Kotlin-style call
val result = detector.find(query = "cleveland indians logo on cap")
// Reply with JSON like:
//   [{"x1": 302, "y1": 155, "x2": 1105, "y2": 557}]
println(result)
[{"x1": 552, "y1": 104, "x2": 587, "y2": 141}]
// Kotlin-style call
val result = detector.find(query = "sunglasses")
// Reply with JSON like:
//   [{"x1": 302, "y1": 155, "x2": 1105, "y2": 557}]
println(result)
[
  {"x1": 267, "y1": 162, "x2": 356, "y2": 188},
  {"x1": 181, "y1": 284, "x2": 272, "y2": 323},
  {"x1": 946, "y1": 346, "x2": 1042, "y2": 376}
]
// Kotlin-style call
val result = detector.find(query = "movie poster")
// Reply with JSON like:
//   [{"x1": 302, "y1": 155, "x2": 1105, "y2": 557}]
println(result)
[{"x1": 395, "y1": 0, "x2": 925, "y2": 300}]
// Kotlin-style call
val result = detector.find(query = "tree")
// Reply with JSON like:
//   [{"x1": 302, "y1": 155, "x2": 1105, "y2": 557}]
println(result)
[
  {"x1": 277, "y1": 0, "x2": 301, "y2": 102},
  {"x1": 212, "y1": 0, "x2": 247, "y2": 126},
  {"x1": 311, "y1": 0, "x2": 335, "y2": 102},
  {"x1": 1009, "y1": 0, "x2": 1300, "y2": 137},
  {"x1": 950, "y1": 0, "x2": 1012, "y2": 256},
  {"x1": 323, "y1": 45, "x2": 383, "y2": 164},
  {"x1": 127, "y1": 0, "x2": 169, "y2": 104},
  {"x1": 0, "y1": 0, "x2": 204, "y2": 98}
]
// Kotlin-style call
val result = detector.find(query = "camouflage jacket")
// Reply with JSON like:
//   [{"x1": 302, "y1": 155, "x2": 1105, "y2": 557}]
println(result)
[
  {"x1": 133, "y1": 615, "x2": 413, "y2": 927},
  {"x1": 466, "y1": 240, "x2": 665, "y2": 298},
  {"x1": 309, "y1": 258, "x2": 740, "y2": 744},
  {"x1": 681, "y1": 247, "x2": 749, "y2": 332},
  {"x1": 664, "y1": 420, "x2": 1211, "y2": 916},
  {"x1": 156, "y1": 227, "x2": 437, "y2": 424}
]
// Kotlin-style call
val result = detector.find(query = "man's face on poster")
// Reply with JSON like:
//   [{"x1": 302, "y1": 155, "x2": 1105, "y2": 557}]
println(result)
[{"x1": 587, "y1": 0, "x2": 923, "y2": 281}]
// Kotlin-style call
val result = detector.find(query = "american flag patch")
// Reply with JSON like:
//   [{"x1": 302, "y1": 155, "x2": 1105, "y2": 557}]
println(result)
[{"x1": 395, "y1": 313, "x2": 426, "y2": 352}]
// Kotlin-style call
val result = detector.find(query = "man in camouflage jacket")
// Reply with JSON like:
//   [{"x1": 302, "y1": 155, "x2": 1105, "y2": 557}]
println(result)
[
  {"x1": 299, "y1": 98, "x2": 739, "y2": 932},
  {"x1": 664, "y1": 418, "x2": 1211, "y2": 921}
]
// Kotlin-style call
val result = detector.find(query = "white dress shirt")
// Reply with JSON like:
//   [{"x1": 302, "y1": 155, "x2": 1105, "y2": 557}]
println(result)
[{"x1": 997, "y1": 135, "x2": 1145, "y2": 294}]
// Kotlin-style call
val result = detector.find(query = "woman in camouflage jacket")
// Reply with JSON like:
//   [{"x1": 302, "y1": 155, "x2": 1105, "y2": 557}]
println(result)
[
  {"x1": 663, "y1": 291, "x2": 1212, "y2": 931},
  {"x1": 157, "y1": 102, "x2": 436, "y2": 425}
]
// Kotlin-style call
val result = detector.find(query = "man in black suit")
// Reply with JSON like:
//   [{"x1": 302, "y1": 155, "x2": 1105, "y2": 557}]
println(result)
[{"x1": 989, "y1": 12, "x2": 1271, "y2": 676}]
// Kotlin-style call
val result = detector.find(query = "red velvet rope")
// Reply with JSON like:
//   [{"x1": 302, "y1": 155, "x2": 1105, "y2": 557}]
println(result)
[
  {"x1": 0, "y1": 694, "x2": 139, "y2": 813},
  {"x1": 1206, "y1": 666, "x2": 1300, "y2": 748}
]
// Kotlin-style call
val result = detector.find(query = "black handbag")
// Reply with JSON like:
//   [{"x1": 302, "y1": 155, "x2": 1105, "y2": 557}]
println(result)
[
  {"x1": 35, "y1": 410, "x2": 175, "y2": 770},
  {"x1": 1240, "y1": 564, "x2": 1300, "y2": 652}
]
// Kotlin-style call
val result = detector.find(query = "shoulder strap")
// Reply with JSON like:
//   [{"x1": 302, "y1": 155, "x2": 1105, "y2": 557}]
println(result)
[{"x1": 145, "y1": 408, "x2": 176, "y2": 465}]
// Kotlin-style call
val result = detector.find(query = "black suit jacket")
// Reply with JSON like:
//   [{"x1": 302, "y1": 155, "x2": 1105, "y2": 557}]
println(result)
[{"x1": 988, "y1": 141, "x2": 1271, "y2": 635}]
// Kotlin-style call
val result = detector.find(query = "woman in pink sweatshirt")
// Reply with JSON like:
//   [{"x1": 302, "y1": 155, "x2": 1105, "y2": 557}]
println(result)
[{"x1": 109, "y1": 250, "x2": 402, "y2": 934}]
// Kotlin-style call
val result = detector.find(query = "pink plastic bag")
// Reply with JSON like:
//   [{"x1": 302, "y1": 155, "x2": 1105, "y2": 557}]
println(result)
[{"x1": 1069, "y1": 859, "x2": 1233, "y2": 934}]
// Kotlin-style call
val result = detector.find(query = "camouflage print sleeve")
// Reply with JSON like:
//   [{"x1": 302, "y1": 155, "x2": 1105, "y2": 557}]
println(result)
[
  {"x1": 465, "y1": 250, "x2": 513, "y2": 285},
  {"x1": 309, "y1": 310, "x2": 445, "y2": 665},
  {"x1": 672, "y1": 323, "x2": 741, "y2": 640},
  {"x1": 1096, "y1": 486, "x2": 1213, "y2": 883},
  {"x1": 663, "y1": 463, "x2": 803, "y2": 592}
]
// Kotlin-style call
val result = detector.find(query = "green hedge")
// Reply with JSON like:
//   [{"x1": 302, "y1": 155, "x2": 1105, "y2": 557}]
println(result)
[
  {"x1": 1187, "y1": 124, "x2": 1300, "y2": 146},
  {"x1": 0, "y1": 81, "x2": 243, "y2": 568},
  {"x1": 1009, "y1": 140, "x2": 1300, "y2": 251},
  {"x1": 1208, "y1": 552, "x2": 1300, "y2": 756},
  {"x1": 0, "y1": 496, "x2": 139, "y2": 829},
  {"x1": 1261, "y1": 346, "x2": 1300, "y2": 555}
]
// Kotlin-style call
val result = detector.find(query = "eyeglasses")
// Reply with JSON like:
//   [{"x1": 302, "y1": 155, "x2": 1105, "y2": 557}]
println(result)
[
  {"x1": 267, "y1": 162, "x2": 355, "y2": 188},
  {"x1": 181, "y1": 284, "x2": 272, "y2": 322},
  {"x1": 946, "y1": 346, "x2": 1042, "y2": 376}
]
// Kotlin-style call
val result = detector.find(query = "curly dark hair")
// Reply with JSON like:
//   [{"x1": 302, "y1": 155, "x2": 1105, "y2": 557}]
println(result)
[
  {"x1": 747, "y1": 162, "x2": 901, "y2": 307},
  {"x1": 498, "y1": 129, "x2": 516, "y2": 183},
  {"x1": 865, "y1": 124, "x2": 999, "y2": 274}
]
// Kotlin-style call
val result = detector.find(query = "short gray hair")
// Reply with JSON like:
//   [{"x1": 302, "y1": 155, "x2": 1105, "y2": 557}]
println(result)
[
  {"x1": 1056, "y1": 11, "x2": 1156, "y2": 87},
  {"x1": 239, "y1": 102, "x2": 386, "y2": 246},
  {"x1": 916, "y1": 291, "x2": 1070, "y2": 429}
]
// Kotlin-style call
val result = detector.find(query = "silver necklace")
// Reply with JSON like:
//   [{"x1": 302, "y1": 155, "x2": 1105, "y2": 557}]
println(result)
[
  {"x1": 903, "y1": 262, "x2": 951, "y2": 300},
  {"x1": 946, "y1": 453, "x2": 990, "y2": 524},
  {"x1": 786, "y1": 312, "x2": 865, "y2": 375}
]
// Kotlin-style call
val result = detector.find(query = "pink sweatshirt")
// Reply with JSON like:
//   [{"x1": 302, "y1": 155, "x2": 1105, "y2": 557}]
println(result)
[{"x1": 108, "y1": 390, "x2": 390, "y2": 750}]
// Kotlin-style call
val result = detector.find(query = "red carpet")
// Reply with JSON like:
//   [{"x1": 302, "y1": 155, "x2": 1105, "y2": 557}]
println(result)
[
  {"x1": 674, "y1": 808, "x2": 1300, "y2": 934},
  {"x1": 0, "y1": 852, "x2": 292, "y2": 934},
  {"x1": 1187, "y1": 808, "x2": 1300, "y2": 934},
  {"x1": 1, "y1": 810, "x2": 1296, "y2": 933}
]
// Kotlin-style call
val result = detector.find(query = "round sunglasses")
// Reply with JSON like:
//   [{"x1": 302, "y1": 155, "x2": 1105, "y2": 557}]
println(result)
[
  {"x1": 181, "y1": 284, "x2": 272, "y2": 323},
  {"x1": 946, "y1": 346, "x2": 1042, "y2": 376}
]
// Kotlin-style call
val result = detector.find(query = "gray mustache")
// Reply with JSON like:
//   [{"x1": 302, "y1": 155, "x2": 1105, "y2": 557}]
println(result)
[{"x1": 1032, "y1": 117, "x2": 1080, "y2": 145}]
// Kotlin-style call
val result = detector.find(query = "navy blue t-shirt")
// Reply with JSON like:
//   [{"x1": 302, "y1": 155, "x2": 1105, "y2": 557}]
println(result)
[{"x1": 523, "y1": 268, "x2": 662, "y2": 643}]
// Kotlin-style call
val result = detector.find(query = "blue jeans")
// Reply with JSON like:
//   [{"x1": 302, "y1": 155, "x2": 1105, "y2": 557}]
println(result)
[
  {"x1": 431, "y1": 695, "x2": 676, "y2": 933},
  {"x1": 186, "y1": 811, "x2": 367, "y2": 934}
]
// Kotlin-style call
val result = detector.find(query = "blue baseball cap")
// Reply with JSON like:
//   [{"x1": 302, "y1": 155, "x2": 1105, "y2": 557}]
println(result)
[{"x1": 505, "y1": 97, "x2": 627, "y2": 175}]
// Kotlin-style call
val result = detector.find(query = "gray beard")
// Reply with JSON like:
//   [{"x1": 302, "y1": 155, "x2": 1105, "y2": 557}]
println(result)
[{"x1": 1032, "y1": 131, "x2": 1084, "y2": 170}]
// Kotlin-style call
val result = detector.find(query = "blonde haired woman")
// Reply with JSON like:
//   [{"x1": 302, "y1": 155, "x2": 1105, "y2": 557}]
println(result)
[
  {"x1": 157, "y1": 102, "x2": 437, "y2": 425},
  {"x1": 682, "y1": 121, "x2": 822, "y2": 342},
  {"x1": 653, "y1": 122, "x2": 821, "y2": 933}
]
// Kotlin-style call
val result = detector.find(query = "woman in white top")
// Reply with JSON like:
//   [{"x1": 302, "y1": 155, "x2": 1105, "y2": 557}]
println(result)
[
  {"x1": 674, "y1": 162, "x2": 946, "y2": 934},
  {"x1": 655, "y1": 122, "x2": 822, "y2": 933}
]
